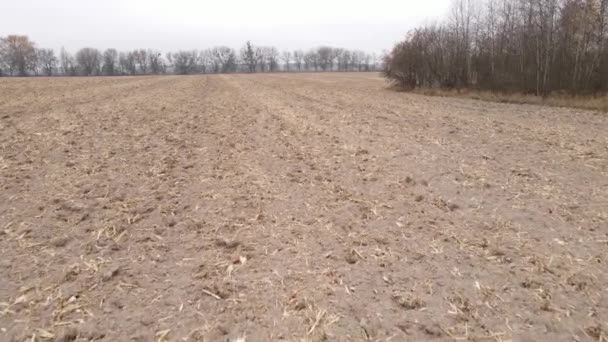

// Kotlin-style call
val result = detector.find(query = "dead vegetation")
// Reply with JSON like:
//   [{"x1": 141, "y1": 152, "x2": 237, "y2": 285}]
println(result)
[{"x1": 409, "y1": 87, "x2": 608, "y2": 113}]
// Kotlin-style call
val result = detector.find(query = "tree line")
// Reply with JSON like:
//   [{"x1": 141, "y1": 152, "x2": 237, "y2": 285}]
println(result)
[
  {"x1": 383, "y1": 0, "x2": 608, "y2": 95},
  {"x1": 0, "y1": 36, "x2": 378, "y2": 77}
]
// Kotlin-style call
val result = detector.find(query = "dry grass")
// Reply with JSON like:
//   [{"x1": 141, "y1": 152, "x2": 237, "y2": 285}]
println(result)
[{"x1": 409, "y1": 87, "x2": 608, "y2": 112}]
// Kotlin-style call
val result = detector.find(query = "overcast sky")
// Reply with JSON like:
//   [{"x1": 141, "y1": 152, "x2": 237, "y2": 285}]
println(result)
[{"x1": 2, "y1": 0, "x2": 451, "y2": 54}]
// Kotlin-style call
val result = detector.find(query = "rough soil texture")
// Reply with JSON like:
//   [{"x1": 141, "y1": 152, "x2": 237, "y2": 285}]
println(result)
[{"x1": 0, "y1": 73, "x2": 607, "y2": 342}]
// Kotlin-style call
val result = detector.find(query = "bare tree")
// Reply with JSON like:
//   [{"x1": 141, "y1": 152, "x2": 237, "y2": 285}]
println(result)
[
  {"x1": 368, "y1": 53, "x2": 376, "y2": 71},
  {"x1": 172, "y1": 51, "x2": 198, "y2": 74},
  {"x1": 148, "y1": 50, "x2": 164, "y2": 74},
  {"x1": 0, "y1": 54, "x2": 6, "y2": 76},
  {"x1": 199, "y1": 49, "x2": 212, "y2": 73},
  {"x1": 27, "y1": 48, "x2": 39, "y2": 75},
  {"x1": 254, "y1": 46, "x2": 279, "y2": 72},
  {"x1": 118, "y1": 52, "x2": 127, "y2": 75},
  {"x1": 384, "y1": 0, "x2": 608, "y2": 94},
  {"x1": 75, "y1": 48, "x2": 101, "y2": 76},
  {"x1": 336, "y1": 48, "x2": 349, "y2": 71},
  {"x1": 256, "y1": 47, "x2": 267, "y2": 72},
  {"x1": 124, "y1": 52, "x2": 137, "y2": 75},
  {"x1": 211, "y1": 46, "x2": 237, "y2": 73},
  {"x1": 317, "y1": 46, "x2": 334, "y2": 71},
  {"x1": 282, "y1": 51, "x2": 291, "y2": 71},
  {"x1": 267, "y1": 47, "x2": 279, "y2": 72},
  {"x1": 37, "y1": 48, "x2": 57, "y2": 76},
  {"x1": 1, "y1": 37, "x2": 378, "y2": 77},
  {"x1": 354, "y1": 50, "x2": 366, "y2": 71},
  {"x1": 60, "y1": 47, "x2": 76, "y2": 76},
  {"x1": 241, "y1": 41, "x2": 258, "y2": 72},
  {"x1": 133, "y1": 49, "x2": 148, "y2": 74},
  {"x1": 293, "y1": 50, "x2": 304, "y2": 71},
  {"x1": 164, "y1": 52, "x2": 173, "y2": 72},
  {"x1": 0, "y1": 35, "x2": 37, "y2": 76},
  {"x1": 304, "y1": 50, "x2": 319, "y2": 71},
  {"x1": 102, "y1": 49, "x2": 118, "y2": 75}
]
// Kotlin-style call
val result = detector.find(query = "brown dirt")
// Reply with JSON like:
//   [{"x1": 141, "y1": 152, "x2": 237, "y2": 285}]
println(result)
[{"x1": 0, "y1": 73, "x2": 607, "y2": 341}]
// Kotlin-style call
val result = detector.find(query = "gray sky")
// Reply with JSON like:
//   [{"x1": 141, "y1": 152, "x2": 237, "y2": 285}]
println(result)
[{"x1": 2, "y1": 0, "x2": 451, "y2": 54}]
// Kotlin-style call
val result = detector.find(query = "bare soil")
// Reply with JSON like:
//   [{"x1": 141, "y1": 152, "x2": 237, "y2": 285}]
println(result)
[{"x1": 0, "y1": 73, "x2": 607, "y2": 341}]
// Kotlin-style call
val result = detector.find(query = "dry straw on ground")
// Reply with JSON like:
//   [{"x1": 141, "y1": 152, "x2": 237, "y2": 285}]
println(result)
[{"x1": 409, "y1": 87, "x2": 608, "y2": 112}]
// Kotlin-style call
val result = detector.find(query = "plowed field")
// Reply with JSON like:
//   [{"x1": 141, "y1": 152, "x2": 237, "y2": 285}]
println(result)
[{"x1": 1, "y1": 73, "x2": 607, "y2": 341}]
